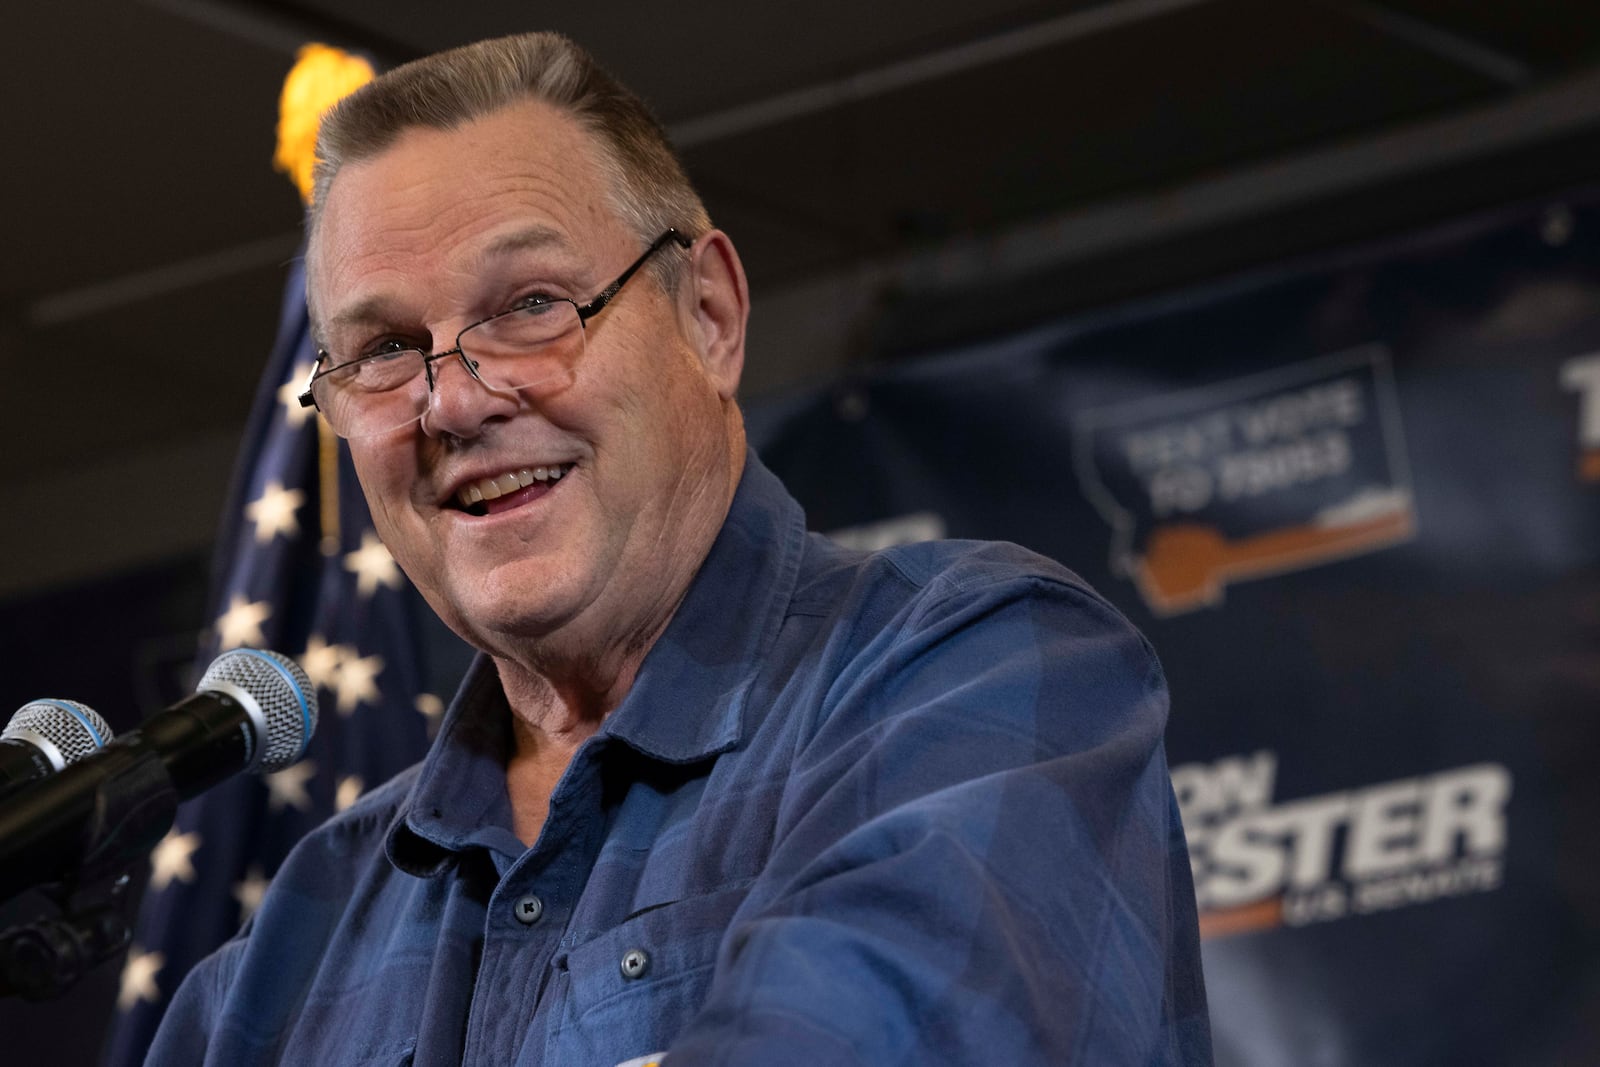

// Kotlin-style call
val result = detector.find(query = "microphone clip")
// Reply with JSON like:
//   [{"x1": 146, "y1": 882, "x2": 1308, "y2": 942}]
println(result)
[
  {"x1": 0, "y1": 864, "x2": 137, "y2": 1000},
  {"x1": 0, "y1": 746, "x2": 179, "y2": 999}
]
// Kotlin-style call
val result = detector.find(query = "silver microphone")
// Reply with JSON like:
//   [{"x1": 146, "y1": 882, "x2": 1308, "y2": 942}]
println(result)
[{"x1": 0, "y1": 700, "x2": 113, "y2": 803}]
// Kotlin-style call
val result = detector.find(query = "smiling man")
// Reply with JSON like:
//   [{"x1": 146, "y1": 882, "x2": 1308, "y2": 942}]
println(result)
[{"x1": 148, "y1": 32, "x2": 1210, "y2": 1066}]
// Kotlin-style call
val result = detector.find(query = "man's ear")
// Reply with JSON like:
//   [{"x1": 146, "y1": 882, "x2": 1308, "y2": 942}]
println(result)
[{"x1": 683, "y1": 230, "x2": 748, "y2": 400}]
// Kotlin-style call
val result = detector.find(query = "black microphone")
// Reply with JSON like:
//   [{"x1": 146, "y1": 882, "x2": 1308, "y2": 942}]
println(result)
[
  {"x1": 0, "y1": 649, "x2": 318, "y2": 903},
  {"x1": 0, "y1": 701, "x2": 114, "y2": 803}
]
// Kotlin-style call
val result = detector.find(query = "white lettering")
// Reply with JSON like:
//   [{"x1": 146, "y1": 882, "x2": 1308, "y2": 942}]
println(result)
[
  {"x1": 1234, "y1": 379, "x2": 1365, "y2": 445},
  {"x1": 1346, "y1": 778, "x2": 1424, "y2": 879},
  {"x1": 1561, "y1": 353, "x2": 1600, "y2": 447},
  {"x1": 1419, "y1": 763, "x2": 1512, "y2": 863},
  {"x1": 1200, "y1": 813, "x2": 1289, "y2": 910},
  {"x1": 1257, "y1": 792, "x2": 1351, "y2": 890},
  {"x1": 1283, "y1": 884, "x2": 1348, "y2": 925},
  {"x1": 1172, "y1": 751, "x2": 1276, "y2": 824},
  {"x1": 1353, "y1": 857, "x2": 1502, "y2": 913},
  {"x1": 827, "y1": 512, "x2": 946, "y2": 552},
  {"x1": 1122, "y1": 413, "x2": 1234, "y2": 472},
  {"x1": 1148, "y1": 465, "x2": 1213, "y2": 516},
  {"x1": 1215, "y1": 431, "x2": 1352, "y2": 500},
  {"x1": 1180, "y1": 753, "x2": 1514, "y2": 926}
]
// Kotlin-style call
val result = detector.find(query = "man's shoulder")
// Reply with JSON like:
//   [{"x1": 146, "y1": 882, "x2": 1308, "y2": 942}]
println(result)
[
  {"x1": 795, "y1": 533, "x2": 1103, "y2": 614},
  {"x1": 784, "y1": 534, "x2": 1159, "y2": 701},
  {"x1": 280, "y1": 761, "x2": 424, "y2": 867},
  {"x1": 220, "y1": 763, "x2": 427, "y2": 959}
]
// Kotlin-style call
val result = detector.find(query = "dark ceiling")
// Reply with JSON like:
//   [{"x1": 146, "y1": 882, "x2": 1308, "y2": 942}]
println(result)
[{"x1": 7, "y1": 0, "x2": 1600, "y2": 597}]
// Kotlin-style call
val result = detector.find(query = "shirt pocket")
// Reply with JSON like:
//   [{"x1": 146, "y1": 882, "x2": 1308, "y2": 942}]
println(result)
[{"x1": 537, "y1": 881, "x2": 753, "y2": 1064}]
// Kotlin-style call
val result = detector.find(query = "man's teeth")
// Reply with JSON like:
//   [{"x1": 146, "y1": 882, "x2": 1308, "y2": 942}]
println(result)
[{"x1": 458, "y1": 465, "x2": 570, "y2": 507}]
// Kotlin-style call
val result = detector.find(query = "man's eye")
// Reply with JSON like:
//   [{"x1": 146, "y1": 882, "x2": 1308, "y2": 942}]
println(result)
[
  {"x1": 362, "y1": 339, "x2": 417, "y2": 360},
  {"x1": 510, "y1": 293, "x2": 562, "y2": 315}
]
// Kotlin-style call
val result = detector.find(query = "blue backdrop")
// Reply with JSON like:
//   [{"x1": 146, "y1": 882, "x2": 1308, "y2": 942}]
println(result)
[{"x1": 746, "y1": 191, "x2": 1600, "y2": 1064}]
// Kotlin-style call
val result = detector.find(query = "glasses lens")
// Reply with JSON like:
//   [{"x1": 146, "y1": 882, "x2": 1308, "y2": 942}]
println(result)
[
  {"x1": 314, "y1": 301, "x2": 585, "y2": 439},
  {"x1": 312, "y1": 349, "x2": 429, "y2": 439},
  {"x1": 461, "y1": 299, "x2": 583, "y2": 394}
]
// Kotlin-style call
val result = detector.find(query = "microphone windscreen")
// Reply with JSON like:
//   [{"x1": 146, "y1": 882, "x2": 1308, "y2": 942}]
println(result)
[
  {"x1": 198, "y1": 649, "x2": 318, "y2": 772},
  {"x1": 3, "y1": 700, "x2": 112, "y2": 770}
]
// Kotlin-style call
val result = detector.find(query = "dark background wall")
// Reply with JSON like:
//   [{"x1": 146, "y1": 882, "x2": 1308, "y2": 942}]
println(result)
[
  {"x1": 8, "y1": 1, "x2": 1600, "y2": 602},
  {"x1": 6, "y1": 2, "x2": 1600, "y2": 1062}
]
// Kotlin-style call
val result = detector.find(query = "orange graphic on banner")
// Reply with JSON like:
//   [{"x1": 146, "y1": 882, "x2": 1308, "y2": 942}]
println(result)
[
  {"x1": 1136, "y1": 510, "x2": 1415, "y2": 614},
  {"x1": 1580, "y1": 449, "x2": 1600, "y2": 482},
  {"x1": 1198, "y1": 898, "x2": 1284, "y2": 940}
]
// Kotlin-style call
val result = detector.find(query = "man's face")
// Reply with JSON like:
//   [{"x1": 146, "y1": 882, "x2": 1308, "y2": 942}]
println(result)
[{"x1": 310, "y1": 100, "x2": 743, "y2": 662}]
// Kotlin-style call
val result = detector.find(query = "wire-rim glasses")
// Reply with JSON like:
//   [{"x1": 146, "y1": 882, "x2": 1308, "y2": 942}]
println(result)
[{"x1": 299, "y1": 229, "x2": 692, "y2": 439}]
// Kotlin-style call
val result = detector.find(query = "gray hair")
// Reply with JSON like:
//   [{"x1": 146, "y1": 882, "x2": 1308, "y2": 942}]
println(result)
[{"x1": 308, "y1": 32, "x2": 710, "y2": 290}]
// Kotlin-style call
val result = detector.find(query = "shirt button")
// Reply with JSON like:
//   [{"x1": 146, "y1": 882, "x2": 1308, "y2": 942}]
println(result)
[
  {"x1": 619, "y1": 948, "x2": 650, "y2": 979},
  {"x1": 513, "y1": 894, "x2": 544, "y2": 925}
]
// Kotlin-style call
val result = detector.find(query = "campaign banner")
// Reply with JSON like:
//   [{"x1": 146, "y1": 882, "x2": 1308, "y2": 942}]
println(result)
[
  {"x1": 1074, "y1": 346, "x2": 1415, "y2": 615},
  {"x1": 747, "y1": 193, "x2": 1600, "y2": 1064}
]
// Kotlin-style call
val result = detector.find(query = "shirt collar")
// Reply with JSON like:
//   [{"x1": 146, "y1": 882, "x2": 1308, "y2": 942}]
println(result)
[
  {"x1": 387, "y1": 656, "x2": 520, "y2": 874},
  {"x1": 387, "y1": 448, "x2": 807, "y2": 872},
  {"x1": 597, "y1": 448, "x2": 806, "y2": 763}
]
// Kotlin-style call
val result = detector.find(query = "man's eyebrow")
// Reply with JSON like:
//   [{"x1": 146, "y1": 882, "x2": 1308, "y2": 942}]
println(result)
[
  {"x1": 319, "y1": 226, "x2": 576, "y2": 339},
  {"x1": 481, "y1": 224, "x2": 570, "y2": 261},
  {"x1": 322, "y1": 295, "x2": 405, "y2": 338}
]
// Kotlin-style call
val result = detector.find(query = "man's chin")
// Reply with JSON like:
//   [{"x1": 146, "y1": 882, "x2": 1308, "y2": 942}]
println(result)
[{"x1": 440, "y1": 583, "x2": 586, "y2": 655}]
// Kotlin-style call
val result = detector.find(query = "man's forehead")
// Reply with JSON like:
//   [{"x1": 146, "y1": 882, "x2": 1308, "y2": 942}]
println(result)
[
  {"x1": 308, "y1": 104, "x2": 630, "y2": 333},
  {"x1": 311, "y1": 100, "x2": 614, "y2": 254},
  {"x1": 330, "y1": 99, "x2": 607, "y2": 208},
  {"x1": 480, "y1": 223, "x2": 572, "y2": 261},
  {"x1": 315, "y1": 223, "x2": 580, "y2": 334}
]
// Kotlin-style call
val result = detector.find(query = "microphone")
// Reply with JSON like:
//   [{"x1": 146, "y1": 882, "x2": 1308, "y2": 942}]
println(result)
[
  {"x1": 0, "y1": 701, "x2": 113, "y2": 803},
  {"x1": 0, "y1": 649, "x2": 318, "y2": 903}
]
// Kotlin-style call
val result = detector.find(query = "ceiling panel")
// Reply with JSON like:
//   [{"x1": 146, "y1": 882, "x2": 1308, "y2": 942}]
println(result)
[
  {"x1": 5, "y1": 259, "x2": 291, "y2": 485},
  {"x1": 2, "y1": 4, "x2": 302, "y2": 297},
  {"x1": 301, "y1": 0, "x2": 1099, "y2": 116},
  {"x1": 1382, "y1": 0, "x2": 1600, "y2": 71},
  {"x1": 684, "y1": 0, "x2": 1504, "y2": 288}
]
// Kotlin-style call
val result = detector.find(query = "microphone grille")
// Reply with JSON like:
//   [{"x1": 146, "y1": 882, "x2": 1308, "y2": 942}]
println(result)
[
  {"x1": 4, "y1": 700, "x2": 113, "y2": 768},
  {"x1": 198, "y1": 649, "x2": 320, "y2": 772}
]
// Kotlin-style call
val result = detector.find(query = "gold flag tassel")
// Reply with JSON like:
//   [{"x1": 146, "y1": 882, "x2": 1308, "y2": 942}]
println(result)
[
  {"x1": 272, "y1": 43, "x2": 376, "y2": 554},
  {"x1": 317, "y1": 419, "x2": 341, "y2": 557},
  {"x1": 274, "y1": 43, "x2": 375, "y2": 206}
]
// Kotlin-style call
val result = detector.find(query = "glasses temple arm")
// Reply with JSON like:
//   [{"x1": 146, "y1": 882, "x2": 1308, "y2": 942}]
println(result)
[{"x1": 577, "y1": 229, "x2": 692, "y2": 322}]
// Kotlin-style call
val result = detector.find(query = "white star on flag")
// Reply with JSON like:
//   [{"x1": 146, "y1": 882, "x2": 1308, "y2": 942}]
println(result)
[
  {"x1": 300, "y1": 635, "x2": 347, "y2": 691},
  {"x1": 334, "y1": 652, "x2": 384, "y2": 715},
  {"x1": 266, "y1": 760, "x2": 317, "y2": 813},
  {"x1": 245, "y1": 480, "x2": 306, "y2": 544},
  {"x1": 232, "y1": 864, "x2": 270, "y2": 924},
  {"x1": 216, "y1": 594, "x2": 272, "y2": 650},
  {"x1": 344, "y1": 531, "x2": 403, "y2": 598},
  {"x1": 277, "y1": 361, "x2": 316, "y2": 430},
  {"x1": 148, "y1": 828, "x2": 202, "y2": 891},
  {"x1": 118, "y1": 947, "x2": 164, "y2": 1011},
  {"x1": 415, "y1": 693, "x2": 445, "y2": 735},
  {"x1": 336, "y1": 775, "x2": 365, "y2": 812}
]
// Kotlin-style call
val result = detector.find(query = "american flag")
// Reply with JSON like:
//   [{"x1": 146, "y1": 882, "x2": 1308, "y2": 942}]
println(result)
[{"x1": 101, "y1": 251, "x2": 468, "y2": 1065}]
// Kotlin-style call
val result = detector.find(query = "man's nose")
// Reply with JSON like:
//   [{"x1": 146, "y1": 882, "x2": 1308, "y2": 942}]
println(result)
[{"x1": 418, "y1": 350, "x2": 519, "y2": 439}]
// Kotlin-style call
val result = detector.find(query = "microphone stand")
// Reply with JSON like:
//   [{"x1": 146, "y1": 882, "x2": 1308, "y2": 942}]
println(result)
[
  {"x1": 0, "y1": 865, "x2": 138, "y2": 999},
  {"x1": 0, "y1": 746, "x2": 178, "y2": 999}
]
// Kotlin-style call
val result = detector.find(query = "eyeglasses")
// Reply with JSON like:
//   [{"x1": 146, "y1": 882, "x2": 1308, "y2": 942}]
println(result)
[{"x1": 299, "y1": 229, "x2": 692, "y2": 439}]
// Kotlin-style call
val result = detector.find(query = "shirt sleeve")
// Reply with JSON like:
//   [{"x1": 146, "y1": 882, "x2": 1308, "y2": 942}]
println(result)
[
  {"x1": 664, "y1": 567, "x2": 1212, "y2": 1065},
  {"x1": 143, "y1": 935, "x2": 241, "y2": 1065}
]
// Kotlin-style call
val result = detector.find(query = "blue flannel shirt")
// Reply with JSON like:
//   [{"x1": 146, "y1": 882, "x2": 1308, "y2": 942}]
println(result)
[{"x1": 148, "y1": 452, "x2": 1211, "y2": 1065}]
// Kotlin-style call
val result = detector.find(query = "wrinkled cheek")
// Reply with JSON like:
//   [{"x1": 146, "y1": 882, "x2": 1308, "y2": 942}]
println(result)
[
  {"x1": 395, "y1": 533, "x2": 470, "y2": 639},
  {"x1": 348, "y1": 448, "x2": 411, "y2": 548},
  {"x1": 352, "y1": 476, "x2": 431, "y2": 594},
  {"x1": 359, "y1": 484, "x2": 406, "y2": 555}
]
